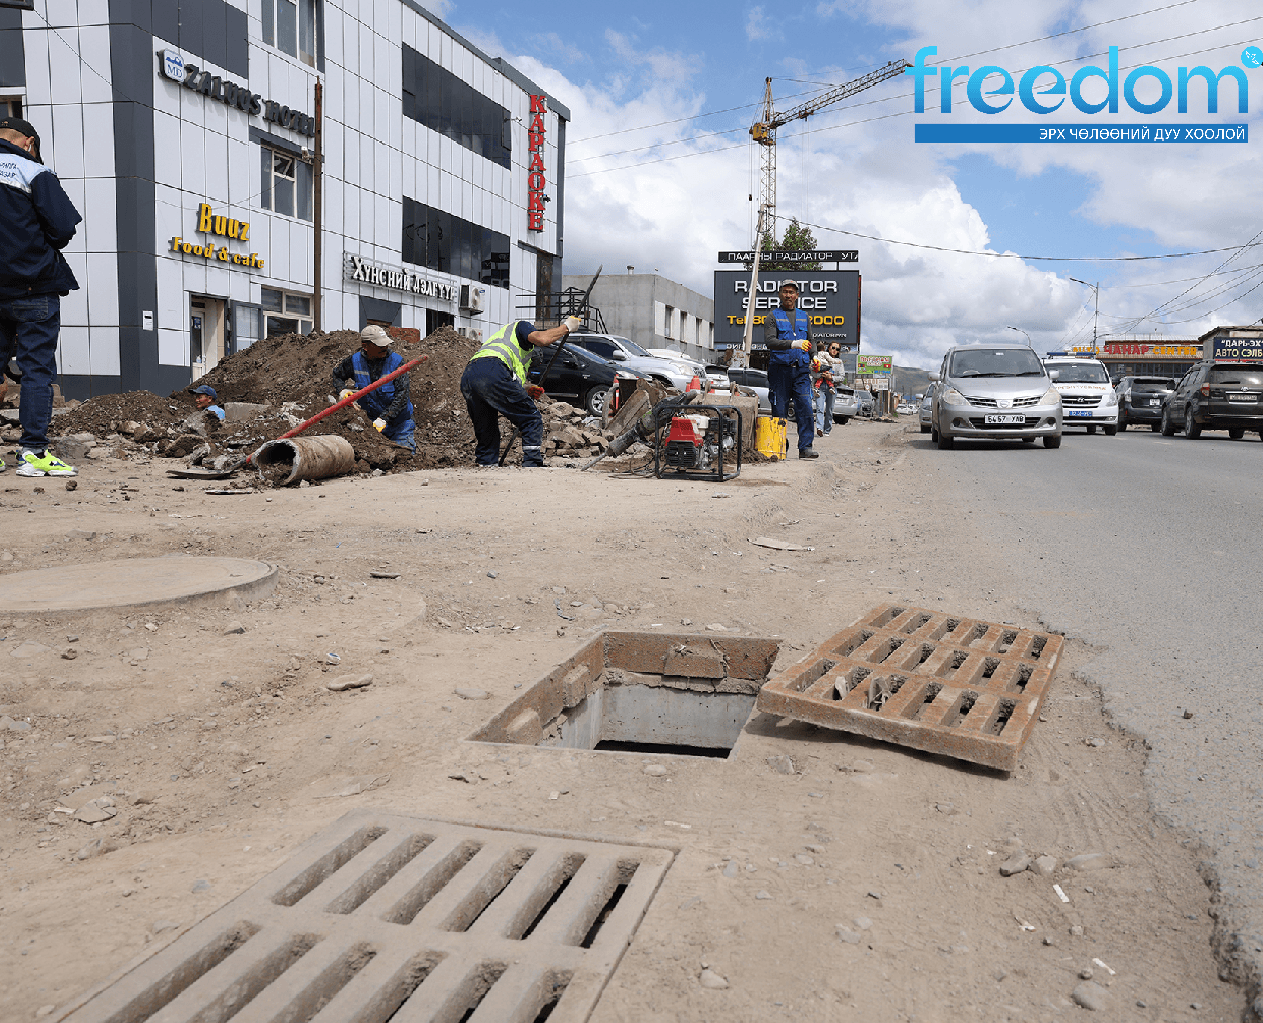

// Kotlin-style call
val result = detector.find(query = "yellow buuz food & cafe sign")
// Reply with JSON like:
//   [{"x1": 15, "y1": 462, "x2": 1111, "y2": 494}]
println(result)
[{"x1": 169, "y1": 203, "x2": 265, "y2": 270}]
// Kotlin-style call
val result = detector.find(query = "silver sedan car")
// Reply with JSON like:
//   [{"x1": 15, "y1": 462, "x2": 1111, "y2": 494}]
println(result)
[
  {"x1": 931, "y1": 343, "x2": 1062, "y2": 449},
  {"x1": 919, "y1": 385, "x2": 936, "y2": 433}
]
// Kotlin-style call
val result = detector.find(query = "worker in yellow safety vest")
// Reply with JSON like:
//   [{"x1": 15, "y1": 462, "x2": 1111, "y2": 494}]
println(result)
[{"x1": 460, "y1": 316, "x2": 581, "y2": 466}]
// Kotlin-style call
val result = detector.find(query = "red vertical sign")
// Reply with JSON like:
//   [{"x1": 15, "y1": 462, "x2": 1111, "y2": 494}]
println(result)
[{"x1": 528, "y1": 94, "x2": 547, "y2": 232}]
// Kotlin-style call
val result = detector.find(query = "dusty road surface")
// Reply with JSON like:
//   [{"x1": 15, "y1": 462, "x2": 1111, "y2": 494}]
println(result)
[{"x1": 0, "y1": 420, "x2": 1243, "y2": 1022}]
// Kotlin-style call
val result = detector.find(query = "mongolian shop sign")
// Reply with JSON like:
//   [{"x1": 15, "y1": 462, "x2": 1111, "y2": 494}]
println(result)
[
  {"x1": 527, "y1": 95, "x2": 548, "y2": 232},
  {"x1": 1100, "y1": 342, "x2": 1202, "y2": 358},
  {"x1": 344, "y1": 253, "x2": 457, "y2": 301}
]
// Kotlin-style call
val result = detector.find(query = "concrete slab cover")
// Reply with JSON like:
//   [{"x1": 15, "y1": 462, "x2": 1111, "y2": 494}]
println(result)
[
  {"x1": 0, "y1": 557, "x2": 278, "y2": 613},
  {"x1": 60, "y1": 809, "x2": 675, "y2": 1023},
  {"x1": 756, "y1": 604, "x2": 1063, "y2": 772}
]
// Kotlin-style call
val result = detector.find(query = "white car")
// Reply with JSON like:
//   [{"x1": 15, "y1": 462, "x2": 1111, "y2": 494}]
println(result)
[
  {"x1": 568, "y1": 333, "x2": 696, "y2": 391},
  {"x1": 1042, "y1": 355, "x2": 1119, "y2": 435}
]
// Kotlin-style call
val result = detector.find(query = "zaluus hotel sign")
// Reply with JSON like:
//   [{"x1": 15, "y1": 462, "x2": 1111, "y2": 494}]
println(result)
[
  {"x1": 527, "y1": 95, "x2": 547, "y2": 232},
  {"x1": 159, "y1": 49, "x2": 315, "y2": 137}
]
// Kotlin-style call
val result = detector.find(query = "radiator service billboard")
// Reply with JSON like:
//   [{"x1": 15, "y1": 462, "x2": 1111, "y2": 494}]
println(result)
[{"x1": 713, "y1": 270, "x2": 860, "y2": 350}]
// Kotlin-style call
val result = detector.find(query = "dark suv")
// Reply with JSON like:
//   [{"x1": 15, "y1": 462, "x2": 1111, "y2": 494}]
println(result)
[
  {"x1": 527, "y1": 345, "x2": 639, "y2": 417},
  {"x1": 1116, "y1": 376, "x2": 1174, "y2": 432},
  {"x1": 1161, "y1": 361, "x2": 1263, "y2": 439}
]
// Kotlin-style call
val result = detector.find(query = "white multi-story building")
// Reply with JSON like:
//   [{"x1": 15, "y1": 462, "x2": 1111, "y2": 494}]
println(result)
[{"x1": 0, "y1": 0, "x2": 568, "y2": 398}]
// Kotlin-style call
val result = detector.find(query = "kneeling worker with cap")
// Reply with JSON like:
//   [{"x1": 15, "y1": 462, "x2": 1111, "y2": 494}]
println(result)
[
  {"x1": 191, "y1": 384, "x2": 225, "y2": 420},
  {"x1": 331, "y1": 325, "x2": 415, "y2": 453},
  {"x1": 460, "y1": 316, "x2": 581, "y2": 466}
]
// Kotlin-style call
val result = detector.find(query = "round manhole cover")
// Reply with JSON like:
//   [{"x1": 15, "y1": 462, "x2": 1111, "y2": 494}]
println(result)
[{"x1": 0, "y1": 557, "x2": 278, "y2": 613}]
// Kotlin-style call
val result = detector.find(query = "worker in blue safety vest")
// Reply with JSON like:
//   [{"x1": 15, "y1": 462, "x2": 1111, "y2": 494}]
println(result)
[
  {"x1": 460, "y1": 315, "x2": 582, "y2": 466},
  {"x1": 763, "y1": 280, "x2": 818, "y2": 458},
  {"x1": 331, "y1": 325, "x2": 416, "y2": 453}
]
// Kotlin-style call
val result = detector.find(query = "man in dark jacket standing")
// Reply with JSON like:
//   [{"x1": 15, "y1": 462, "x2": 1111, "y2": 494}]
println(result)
[
  {"x1": 763, "y1": 280, "x2": 818, "y2": 458},
  {"x1": 0, "y1": 116, "x2": 81, "y2": 477}
]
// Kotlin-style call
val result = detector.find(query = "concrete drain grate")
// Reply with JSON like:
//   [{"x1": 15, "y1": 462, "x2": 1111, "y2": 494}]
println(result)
[
  {"x1": 62, "y1": 810, "x2": 675, "y2": 1023},
  {"x1": 756, "y1": 604, "x2": 1063, "y2": 771}
]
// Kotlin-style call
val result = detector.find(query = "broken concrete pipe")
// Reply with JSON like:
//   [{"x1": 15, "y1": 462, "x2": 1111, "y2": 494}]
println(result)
[{"x1": 252, "y1": 435, "x2": 356, "y2": 486}]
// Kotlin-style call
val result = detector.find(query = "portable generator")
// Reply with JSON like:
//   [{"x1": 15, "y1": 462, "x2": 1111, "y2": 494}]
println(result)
[{"x1": 653, "y1": 405, "x2": 742, "y2": 481}]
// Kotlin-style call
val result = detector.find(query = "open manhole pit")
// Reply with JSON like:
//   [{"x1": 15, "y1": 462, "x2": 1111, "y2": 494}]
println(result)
[{"x1": 469, "y1": 631, "x2": 781, "y2": 759}]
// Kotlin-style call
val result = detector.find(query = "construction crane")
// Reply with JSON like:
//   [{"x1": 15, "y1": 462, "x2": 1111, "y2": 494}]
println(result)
[{"x1": 749, "y1": 60, "x2": 910, "y2": 240}]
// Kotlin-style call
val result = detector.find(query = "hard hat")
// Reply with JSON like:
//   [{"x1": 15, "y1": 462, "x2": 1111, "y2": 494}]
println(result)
[{"x1": 360, "y1": 325, "x2": 391, "y2": 345}]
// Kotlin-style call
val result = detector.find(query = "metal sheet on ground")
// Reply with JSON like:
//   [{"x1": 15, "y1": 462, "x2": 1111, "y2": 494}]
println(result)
[
  {"x1": 756, "y1": 604, "x2": 1063, "y2": 771},
  {"x1": 60, "y1": 810, "x2": 675, "y2": 1023}
]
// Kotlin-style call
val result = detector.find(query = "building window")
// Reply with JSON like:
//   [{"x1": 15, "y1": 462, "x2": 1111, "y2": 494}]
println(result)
[
  {"x1": 262, "y1": 0, "x2": 318, "y2": 67},
  {"x1": 2, "y1": 97, "x2": 21, "y2": 119},
  {"x1": 260, "y1": 145, "x2": 312, "y2": 221},
  {"x1": 402, "y1": 44, "x2": 511, "y2": 169},
  {"x1": 402, "y1": 197, "x2": 509, "y2": 288},
  {"x1": 260, "y1": 287, "x2": 313, "y2": 336}
]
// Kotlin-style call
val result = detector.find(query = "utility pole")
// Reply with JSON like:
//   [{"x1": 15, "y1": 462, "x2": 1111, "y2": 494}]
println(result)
[
  {"x1": 736, "y1": 205, "x2": 768, "y2": 370},
  {"x1": 1068, "y1": 278, "x2": 1100, "y2": 354}
]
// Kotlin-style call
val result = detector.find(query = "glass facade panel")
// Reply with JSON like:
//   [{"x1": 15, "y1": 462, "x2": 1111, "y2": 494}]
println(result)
[
  {"x1": 262, "y1": 0, "x2": 274, "y2": 45},
  {"x1": 402, "y1": 197, "x2": 509, "y2": 290},
  {"x1": 276, "y1": 0, "x2": 297, "y2": 56},
  {"x1": 297, "y1": 159, "x2": 313, "y2": 220},
  {"x1": 260, "y1": 146, "x2": 272, "y2": 210},
  {"x1": 260, "y1": 288, "x2": 284, "y2": 311},
  {"x1": 402, "y1": 44, "x2": 512, "y2": 169},
  {"x1": 298, "y1": 0, "x2": 316, "y2": 66}
]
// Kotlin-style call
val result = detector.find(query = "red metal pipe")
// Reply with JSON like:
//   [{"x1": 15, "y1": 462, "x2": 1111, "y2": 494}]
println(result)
[
  {"x1": 277, "y1": 355, "x2": 427, "y2": 441},
  {"x1": 239, "y1": 355, "x2": 428, "y2": 465}
]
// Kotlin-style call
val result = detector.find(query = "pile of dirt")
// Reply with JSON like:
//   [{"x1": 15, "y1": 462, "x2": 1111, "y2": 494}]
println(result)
[
  {"x1": 46, "y1": 327, "x2": 678, "y2": 479},
  {"x1": 48, "y1": 327, "x2": 484, "y2": 475},
  {"x1": 196, "y1": 325, "x2": 481, "y2": 472},
  {"x1": 54, "y1": 390, "x2": 194, "y2": 437}
]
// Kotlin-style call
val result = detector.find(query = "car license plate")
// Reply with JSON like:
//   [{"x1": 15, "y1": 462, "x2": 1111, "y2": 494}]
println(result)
[
  {"x1": 984, "y1": 414, "x2": 1025, "y2": 424},
  {"x1": 1228, "y1": 395, "x2": 1254, "y2": 402},
  {"x1": 1066, "y1": 410, "x2": 1093, "y2": 417},
  {"x1": 1148, "y1": 398, "x2": 1160, "y2": 406}
]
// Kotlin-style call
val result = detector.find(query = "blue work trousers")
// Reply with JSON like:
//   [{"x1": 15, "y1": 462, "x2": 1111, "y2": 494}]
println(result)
[
  {"x1": 460, "y1": 357, "x2": 544, "y2": 466},
  {"x1": 768, "y1": 361, "x2": 815, "y2": 452},
  {"x1": 0, "y1": 292, "x2": 60, "y2": 453}
]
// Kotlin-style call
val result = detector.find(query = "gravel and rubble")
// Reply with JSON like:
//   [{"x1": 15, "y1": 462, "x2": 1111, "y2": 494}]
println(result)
[{"x1": 40, "y1": 326, "x2": 649, "y2": 480}]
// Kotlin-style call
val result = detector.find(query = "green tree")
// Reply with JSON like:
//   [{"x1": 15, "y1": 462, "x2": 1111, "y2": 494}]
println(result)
[{"x1": 751, "y1": 218, "x2": 821, "y2": 271}]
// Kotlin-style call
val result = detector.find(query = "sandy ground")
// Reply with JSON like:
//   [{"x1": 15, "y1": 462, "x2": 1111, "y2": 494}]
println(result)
[{"x1": 0, "y1": 420, "x2": 1241, "y2": 1022}]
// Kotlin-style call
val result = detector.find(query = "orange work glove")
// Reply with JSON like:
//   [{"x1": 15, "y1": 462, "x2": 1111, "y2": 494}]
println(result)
[{"x1": 526, "y1": 384, "x2": 545, "y2": 400}]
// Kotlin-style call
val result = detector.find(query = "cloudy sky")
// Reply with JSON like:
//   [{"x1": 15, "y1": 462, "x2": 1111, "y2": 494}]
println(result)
[{"x1": 434, "y1": 0, "x2": 1262, "y2": 369}]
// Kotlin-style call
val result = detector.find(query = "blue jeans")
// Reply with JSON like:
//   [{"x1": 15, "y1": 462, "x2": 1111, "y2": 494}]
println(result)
[
  {"x1": 383, "y1": 417, "x2": 415, "y2": 453},
  {"x1": 460, "y1": 357, "x2": 544, "y2": 466},
  {"x1": 0, "y1": 293, "x2": 60, "y2": 453},
  {"x1": 815, "y1": 384, "x2": 834, "y2": 433},
  {"x1": 768, "y1": 360, "x2": 815, "y2": 452}
]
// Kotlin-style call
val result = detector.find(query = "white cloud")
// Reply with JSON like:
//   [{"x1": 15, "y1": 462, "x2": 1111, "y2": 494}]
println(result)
[
  {"x1": 457, "y1": 2, "x2": 1263, "y2": 368},
  {"x1": 746, "y1": 6, "x2": 775, "y2": 43}
]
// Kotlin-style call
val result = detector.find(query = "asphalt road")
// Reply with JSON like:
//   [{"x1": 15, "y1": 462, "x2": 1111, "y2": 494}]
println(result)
[{"x1": 909, "y1": 422, "x2": 1263, "y2": 1010}]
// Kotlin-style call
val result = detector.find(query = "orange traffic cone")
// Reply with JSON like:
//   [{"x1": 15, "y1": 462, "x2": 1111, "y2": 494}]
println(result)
[{"x1": 688, "y1": 373, "x2": 701, "y2": 391}]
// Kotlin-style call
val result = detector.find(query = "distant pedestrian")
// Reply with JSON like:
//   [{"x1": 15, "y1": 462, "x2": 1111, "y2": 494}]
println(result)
[
  {"x1": 813, "y1": 342, "x2": 842, "y2": 436},
  {"x1": 763, "y1": 281, "x2": 817, "y2": 458},
  {"x1": 461, "y1": 316, "x2": 581, "y2": 466},
  {"x1": 331, "y1": 325, "x2": 416, "y2": 453},
  {"x1": 0, "y1": 115, "x2": 82, "y2": 477}
]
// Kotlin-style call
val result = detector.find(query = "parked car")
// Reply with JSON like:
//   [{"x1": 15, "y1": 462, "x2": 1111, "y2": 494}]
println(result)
[
  {"x1": 855, "y1": 389, "x2": 875, "y2": 416},
  {"x1": 1116, "y1": 375, "x2": 1175, "y2": 432},
  {"x1": 726, "y1": 367, "x2": 771, "y2": 411},
  {"x1": 833, "y1": 387, "x2": 857, "y2": 424},
  {"x1": 1042, "y1": 355, "x2": 1119, "y2": 435},
  {"x1": 1160, "y1": 360, "x2": 1263, "y2": 439},
  {"x1": 919, "y1": 384, "x2": 936, "y2": 433},
  {"x1": 931, "y1": 343, "x2": 1062, "y2": 449},
  {"x1": 527, "y1": 345, "x2": 642, "y2": 416},
  {"x1": 566, "y1": 332, "x2": 695, "y2": 391},
  {"x1": 645, "y1": 348, "x2": 707, "y2": 381}
]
